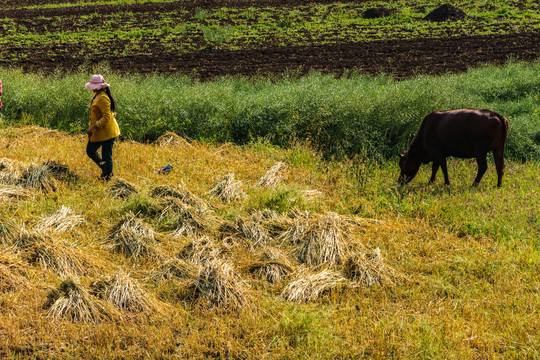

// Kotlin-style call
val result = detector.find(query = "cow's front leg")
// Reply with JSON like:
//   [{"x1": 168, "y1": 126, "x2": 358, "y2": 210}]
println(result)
[
  {"x1": 429, "y1": 162, "x2": 439, "y2": 183},
  {"x1": 439, "y1": 157, "x2": 450, "y2": 185}
]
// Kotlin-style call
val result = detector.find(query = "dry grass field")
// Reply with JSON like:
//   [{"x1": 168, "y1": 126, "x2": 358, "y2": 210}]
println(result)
[{"x1": 0, "y1": 125, "x2": 538, "y2": 359}]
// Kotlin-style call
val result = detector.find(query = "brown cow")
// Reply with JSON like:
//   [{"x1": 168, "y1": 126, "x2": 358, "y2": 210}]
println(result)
[{"x1": 398, "y1": 109, "x2": 508, "y2": 187}]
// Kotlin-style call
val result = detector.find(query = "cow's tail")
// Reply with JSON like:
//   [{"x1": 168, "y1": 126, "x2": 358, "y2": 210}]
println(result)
[{"x1": 496, "y1": 113, "x2": 509, "y2": 147}]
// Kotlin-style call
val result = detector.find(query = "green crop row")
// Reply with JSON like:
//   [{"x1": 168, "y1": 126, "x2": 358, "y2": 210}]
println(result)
[{"x1": 1, "y1": 61, "x2": 539, "y2": 161}]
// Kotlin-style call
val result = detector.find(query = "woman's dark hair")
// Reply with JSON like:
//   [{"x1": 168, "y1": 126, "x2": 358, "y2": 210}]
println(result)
[{"x1": 103, "y1": 87, "x2": 116, "y2": 112}]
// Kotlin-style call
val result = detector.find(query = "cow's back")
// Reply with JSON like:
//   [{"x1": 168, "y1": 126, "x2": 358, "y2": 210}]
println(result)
[{"x1": 420, "y1": 109, "x2": 507, "y2": 159}]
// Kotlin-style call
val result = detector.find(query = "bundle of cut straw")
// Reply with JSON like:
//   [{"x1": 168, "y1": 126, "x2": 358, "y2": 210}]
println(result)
[
  {"x1": 294, "y1": 212, "x2": 348, "y2": 266},
  {"x1": 249, "y1": 247, "x2": 295, "y2": 284},
  {"x1": 190, "y1": 259, "x2": 250, "y2": 309},
  {"x1": 281, "y1": 268, "x2": 347, "y2": 303},
  {"x1": 257, "y1": 162, "x2": 287, "y2": 188},
  {"x1": 177, "y1": 235, "x2": 225, "y2": 265},
  {"x1": 147, "y1": 258, "x2": 198, "y2": 283},
  {"x1": 92, "y1": 272, "x2": 163, "y2": 314},
  {"x1": 209, "y1": 173, "x2": 246, "y2": 203},
  {"x1": 107, "y1": 178, "x2": 138, "y2": 199},
  {"x1": 36, "y1": 206, "x2": 85, "y2": 233},
  {"x1": 344, "y1": 248, "x2": 399, "y2": 287},
  {"x1": 105, "y1": 214, "x2": 158, "y2": 259},
  {"x1": 44, "y1": 278, "x2": 120, "y2": 323}
]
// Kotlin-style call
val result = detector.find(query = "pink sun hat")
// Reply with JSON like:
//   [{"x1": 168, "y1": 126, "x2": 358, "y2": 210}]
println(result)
[{"x1": 85, "y1": 74, "x2": 110, "y2": 90}]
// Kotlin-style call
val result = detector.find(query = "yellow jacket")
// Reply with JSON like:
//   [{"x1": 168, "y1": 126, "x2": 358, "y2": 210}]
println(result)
[{"x1": 89, "y1": 91, "x2": 120, "y2": 142}]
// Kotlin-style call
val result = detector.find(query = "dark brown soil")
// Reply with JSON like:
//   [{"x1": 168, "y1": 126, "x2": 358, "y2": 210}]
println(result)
[{"x1": 4, "y1": 32, "x2": 538, "y2": 80}]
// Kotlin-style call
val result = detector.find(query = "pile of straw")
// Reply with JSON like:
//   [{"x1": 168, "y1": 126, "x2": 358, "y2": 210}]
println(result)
[
  {"x1": 0, "y1": 158, "x2": 25, "y2": 185},
  {"x1": 147, "y1": 258, "x2": 198, "y2": 283},
  {"x1": 36, "y1": 206, "x2": 85, "y2": 233},
  {"x1": 107, "y1": 178, "x2": 138, "y2": 199},
  {"x1": 91, "y1": 272, "x2": 162, "y2": 314},
  {"x1": 235, "y1": 216, "x2": 271, "y2": 248},
  {"x1": 249, "y1": 247, "x2": 295, "y2": 284},
  {"x1": 165, "y1": 199, "x2": 209, "y2": 237},
  {"x1": 0, "y1": 158, "x2": 76, "y2": 192},
  {"x1": 281, "y1": 268, "x2": 347, "y2": 303},
  {"x1": 209, "y1": 173, "x2": 246, "y2": 203},
  {"x1": 177, "y1": 235, "x2": 225, "y2": 265},
  {"x1": 257, "y1": 162, "x2": 287, "y2": 188},
  {"x1": 44, "y1": 278, "x2": 120, "y2": 323},
  {"x1": 343, "y1": 248, "x2": 399, "y2": 287},
  {"x1": 155, "y1": 132, "x2": 191, "y2": 147},
  {"x1": 277, "y1": 210, "x2": 311, "y2": 245},
  {"x1": 0, "y1": 185, "x2": 30, "y2": 201},
  {"x1": 293, "y1": 212, "x2": 348, "y2": 266},
  {"x1": 24, "y1": 239, "x2": 89, "y2": 276},
  {"x1": 151, "y1": 184, "x2": 209, "y2": 211},
  {"x1": 7, "y1": 226, "x2": 48, "y2": 251},
  {"x1": 190, "y1": 259, "x2": 250, "y2": 309},
  {"x1": 105, "y1": 214, "x2": 158, "y2": 259}
]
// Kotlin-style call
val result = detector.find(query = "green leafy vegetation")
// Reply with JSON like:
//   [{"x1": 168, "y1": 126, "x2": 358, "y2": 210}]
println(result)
[{"x1": 1, "y1": 61, "x2": 539, "y2": 160}]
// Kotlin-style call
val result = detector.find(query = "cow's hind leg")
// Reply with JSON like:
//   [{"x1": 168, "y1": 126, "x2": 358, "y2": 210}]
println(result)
[
  {"x1": 429, "y1": 162, "x2": 439, "y2": 183},
  {"x1": 493, "y1": 148, "x2": 505, "y2": 187},
  {"x1": 473, "y1": 151, "x2": 488, "y2": 186}
]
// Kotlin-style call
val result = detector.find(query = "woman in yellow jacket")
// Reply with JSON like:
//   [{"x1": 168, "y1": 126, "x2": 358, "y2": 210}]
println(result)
[{"x1": 85, "y1": 75, "x2": 120, "y2": 181}]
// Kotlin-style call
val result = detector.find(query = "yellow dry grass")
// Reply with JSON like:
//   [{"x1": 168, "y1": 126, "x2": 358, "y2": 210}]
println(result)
[{"x1": 0, "y1": 126, "x2": 538, "y2": 359}]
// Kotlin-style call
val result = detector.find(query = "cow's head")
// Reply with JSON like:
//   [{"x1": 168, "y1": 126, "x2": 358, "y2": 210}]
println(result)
[{"x1": 398, "y1": 150, "x2": 421, "y2": 185}]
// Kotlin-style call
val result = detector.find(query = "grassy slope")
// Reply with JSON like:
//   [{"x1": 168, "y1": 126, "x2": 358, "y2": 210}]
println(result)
[{"x1": 0, "y1": 126, "x2": 538, "y2": 359}]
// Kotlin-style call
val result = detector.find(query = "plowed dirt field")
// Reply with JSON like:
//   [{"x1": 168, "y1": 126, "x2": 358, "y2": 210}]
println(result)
[{"x1": 1, "y1": 0, "x2": 539, "y2": 79}]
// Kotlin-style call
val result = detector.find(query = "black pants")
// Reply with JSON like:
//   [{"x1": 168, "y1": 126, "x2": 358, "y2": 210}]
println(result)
[{"x1": 86, "y1": 137, "x2": 115, "y2": 179}]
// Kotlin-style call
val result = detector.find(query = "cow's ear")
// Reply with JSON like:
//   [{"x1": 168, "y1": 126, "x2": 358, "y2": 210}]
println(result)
[{"x1": 399, "y1": 151, "x2": 406, "y2": 158}]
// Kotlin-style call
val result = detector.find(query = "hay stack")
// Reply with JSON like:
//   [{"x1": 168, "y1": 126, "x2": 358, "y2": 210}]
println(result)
[
  {"x1": 177, "y1": 235, "x2": 225, "y2": 265},
  {"x1": 0, "y1": 158, "x2": 75, "y2": 192},
  {"x1": 36, "y1": 206, "x2": 85, "y2": 233},
  {"x1": 0, "y1": 185, "x2": 30, "y2": 201},
  {"x1": 7, "y1": 227, "x2": 48, "y2": 251},
  {"x1": 209, "y1": 173, "x2": 246, "y2": 203},
  {"x1": 44, "y1": 278, "x2": 120, "y2": 323},
  {"x1": 257, "y1": 162, "x2": 287, "y2": 188},
  {"x1": 107, "y1": 178, "x2": 138, "y2": 199},
  {"x1": 24, "y1": 239, "x2": 89, "y2": 276},
  {"x1": 235, "y1": 215, "x2": 271, "y2": 248},
  {"x1": 249, "y1": 247, "x2": 295, "y2": 284},
  {"x1": 190, "y1": 259, "x2": 250, "y2": 309},
  {"x1": 155, "y1": 132, "x2": 190, "y2": 147},
  {"x1": 105, "y1": 214, "x2": 159, "y2": 259},
  {"x1": 147, "y1": 258, "x2": 198, "y2": 283},
  {"x1": 91, "y1": 272, "x2": 162, "y2": 314},
  {"x1": 158, "y1": 197, "x2": 210, "y2": 237},
  {"x1": 291, "y1": 212, "x2": 348, "y2": 266},
  {"x1": 0, "y1": 158, "x2": 25, "y2": 185},
  {"x1": 151, "y1": 184, "x2": 209, "y2": 211},
  {"x1": 344, "y1": 248, "x2": 399, "y2": 287},
  {"x1": 281, "y1": 268, "x2": 347, "y2": 303}
]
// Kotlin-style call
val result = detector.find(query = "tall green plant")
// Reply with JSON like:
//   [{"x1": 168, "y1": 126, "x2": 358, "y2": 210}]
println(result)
[{"x1": 0, "y1": 61, "x2": 538, "y2": 160}]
